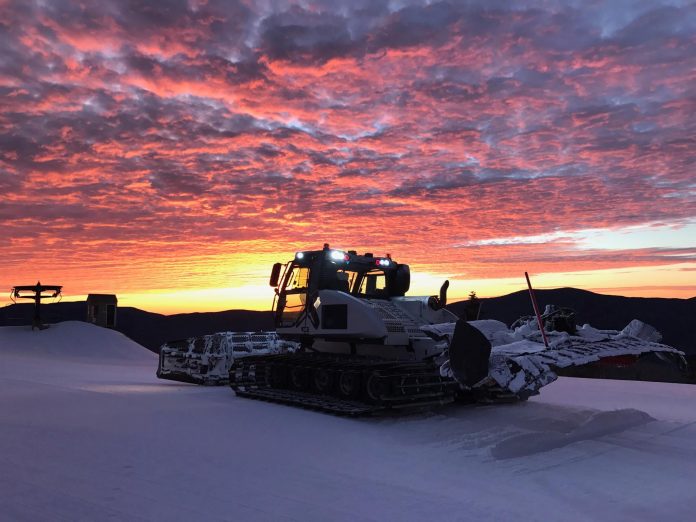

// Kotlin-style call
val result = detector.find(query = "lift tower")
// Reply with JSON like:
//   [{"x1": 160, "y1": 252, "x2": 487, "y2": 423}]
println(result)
[{"x1": 10, "y1": 282, "x2": 62, "y2": 330}]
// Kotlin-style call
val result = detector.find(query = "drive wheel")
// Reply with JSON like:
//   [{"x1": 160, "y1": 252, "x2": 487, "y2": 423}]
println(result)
[
  {"x1": 289, "y1": 365, "x2": 309, "y2": 390},
  {"x1": 312, "y1": 368, "x2": 333, "y2": 394},
  {"x1": 365, "y1": 372, "x2": 385, "y2": 403},
  {"x1": 337, "y1": 371, "x2": 361, "y2": 399},
  {"x1": 269, "y1": 363, "x2": 288, "y2": 389}
]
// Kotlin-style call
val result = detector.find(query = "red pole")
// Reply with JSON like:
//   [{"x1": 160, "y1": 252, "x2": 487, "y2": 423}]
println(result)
[{"x1": 525, "y1": 272, "x2": 549, "y2": 348}]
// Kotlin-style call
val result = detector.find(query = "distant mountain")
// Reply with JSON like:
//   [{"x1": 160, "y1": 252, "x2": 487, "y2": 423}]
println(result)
[
  {"x1": 1, "y1": 288, "x2": 694, "y2": 356},
  {"x1": 447, "y1": 288, "x2": 696, "y2": 354}
]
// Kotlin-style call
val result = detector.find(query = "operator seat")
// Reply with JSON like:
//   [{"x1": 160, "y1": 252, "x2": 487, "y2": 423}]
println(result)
[{"x1": 335, "y1": 272, "x2": 350, "y2": 293}]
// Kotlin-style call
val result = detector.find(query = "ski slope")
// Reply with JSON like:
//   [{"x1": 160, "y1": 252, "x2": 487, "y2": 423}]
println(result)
[{"x1": 1, "y1": 321, "x2": 695, "y2": 521}]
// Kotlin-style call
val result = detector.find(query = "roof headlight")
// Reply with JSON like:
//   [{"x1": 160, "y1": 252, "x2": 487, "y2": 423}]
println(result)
[{"x1": 329, "y1": 250, "x2": 346, "y2": 261}]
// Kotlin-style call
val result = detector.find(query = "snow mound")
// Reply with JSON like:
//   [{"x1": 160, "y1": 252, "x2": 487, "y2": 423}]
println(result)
[
  {"x1": 621, "y1": 319, "x2": 662, "y2": 342},
  {"x1": 0, "y1": 321, "x2": 155, "y2": 363}
]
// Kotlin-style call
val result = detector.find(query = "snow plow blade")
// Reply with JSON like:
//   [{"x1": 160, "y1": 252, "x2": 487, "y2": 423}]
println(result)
[{"x1": 447, "y1": 320, "x2": 491, "y2": 387}]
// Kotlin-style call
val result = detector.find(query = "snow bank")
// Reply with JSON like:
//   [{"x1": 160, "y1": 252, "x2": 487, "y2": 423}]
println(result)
[{"x1": 0, "y1": 321, "x2": 155, "y2": 363}]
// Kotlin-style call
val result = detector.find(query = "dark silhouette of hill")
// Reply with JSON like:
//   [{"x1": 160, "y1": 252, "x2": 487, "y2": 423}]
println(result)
[
  {"x1": 447, "y1": 287, "x2": 696, "y2": 354},
  {"x1": 115, "y1": 307, "x2": 274, "y2": 352},
  {"x1": 1, "y1": 288, "x2": 693, "y2": 357},
  {"x1": 0, "y1": 301, "x2": 274, "y2": 353}
]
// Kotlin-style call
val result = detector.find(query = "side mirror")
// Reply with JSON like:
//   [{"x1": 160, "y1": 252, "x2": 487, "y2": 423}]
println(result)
[{"x1": 269, "y1": 263, "x2": 282, "y2": 287}]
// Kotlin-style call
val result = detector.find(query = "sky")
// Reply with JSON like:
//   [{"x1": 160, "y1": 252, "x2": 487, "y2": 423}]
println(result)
[{"x1": 1, "y1": 0, "x2": 695, "y2": 314}]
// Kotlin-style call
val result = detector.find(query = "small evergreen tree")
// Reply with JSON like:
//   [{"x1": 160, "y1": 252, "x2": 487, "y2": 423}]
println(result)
[{"x1": 466, "y1": 290, "x2": 481, "y2": 320}]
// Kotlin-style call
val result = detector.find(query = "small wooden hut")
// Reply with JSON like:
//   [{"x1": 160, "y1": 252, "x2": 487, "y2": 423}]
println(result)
[{"x1": 86, "y1": 294, "x2": 118, "y2": 328}]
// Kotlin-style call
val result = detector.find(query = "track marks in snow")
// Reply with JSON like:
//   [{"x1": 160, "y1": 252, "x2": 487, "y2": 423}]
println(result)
[
  {"x1": 371, "y1": 402, "x2": 658, "y2": 464},
  {"x1": 491, "y1": 409, "x2": 654, "y2": 459}
]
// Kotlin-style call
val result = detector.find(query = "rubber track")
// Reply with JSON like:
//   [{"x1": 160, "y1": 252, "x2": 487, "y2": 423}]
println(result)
[
  {"x1": 234, "y1": 388, "x2": 382, "y2": 416},
  {"x1": 229, "y1": 353, "x2": 457, "y2": 416}
]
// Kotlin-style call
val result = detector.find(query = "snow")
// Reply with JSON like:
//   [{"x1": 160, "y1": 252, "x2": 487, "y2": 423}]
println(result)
[
  {"x1": 2, "y1": 321, "x2": 696, "y2": 521},
  {"x1": 467, "y1": 318, "x2": 668, "y2": 349}
]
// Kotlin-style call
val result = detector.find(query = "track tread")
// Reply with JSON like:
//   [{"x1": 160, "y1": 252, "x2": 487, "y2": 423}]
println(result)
[
  {"x1": 230, "y1": 352, "x2": 457, "y2": 415},
  {"x1": 235, "y1": 388, "x2": 381, "y2": 416}
]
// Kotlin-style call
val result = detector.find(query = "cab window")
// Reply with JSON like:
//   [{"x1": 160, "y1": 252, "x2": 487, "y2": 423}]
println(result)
[
  {"x1": 338, "y1": 270, "x2": 359, "y2": 293},
  {"x1": 286, "y1": 266, "x2": 309, "y2": 291},
  {"x1": 358, "y1": 270, "x2": 388, "y2": 298},
  {"x1": 277, "y1": 265, "x2": 310, "y2": 327}
]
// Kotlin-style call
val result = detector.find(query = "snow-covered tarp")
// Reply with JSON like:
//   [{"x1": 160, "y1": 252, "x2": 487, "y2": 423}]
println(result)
[{"x1": 1, "y1": 321, "x2": 696, "y2": 521}]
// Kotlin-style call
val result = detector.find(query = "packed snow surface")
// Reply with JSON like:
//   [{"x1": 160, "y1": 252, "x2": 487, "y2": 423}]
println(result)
[{"x1": 1, "y1": 321, "x2": 695, "y2": 521}]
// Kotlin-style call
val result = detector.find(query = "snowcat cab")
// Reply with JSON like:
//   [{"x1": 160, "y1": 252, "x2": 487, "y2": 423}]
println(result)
[
  {"x1": 268, "y1": 244, "x2": 456, "y2": 360},
  {"x1": 270, "y1": 245, "x2": 409, "y2": 326}
]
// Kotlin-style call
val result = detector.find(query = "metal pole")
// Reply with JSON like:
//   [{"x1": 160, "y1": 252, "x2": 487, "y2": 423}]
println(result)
[{"x1": 525, "y1": 272, "x2": 549, "y2": 348}]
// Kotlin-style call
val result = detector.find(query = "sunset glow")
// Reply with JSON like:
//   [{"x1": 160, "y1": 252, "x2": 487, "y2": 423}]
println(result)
[{"x1": 1, "y1": 0, "x2": 694, "y2": 313}]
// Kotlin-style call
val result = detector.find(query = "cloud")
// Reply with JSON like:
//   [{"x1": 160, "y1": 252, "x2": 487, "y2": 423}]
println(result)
[
  {"x1": 0, "y1": 0, "x2": 694, "y2": 303},
  {"x1": 258, "y1": 8, "x2": 356, "y2": 64}
]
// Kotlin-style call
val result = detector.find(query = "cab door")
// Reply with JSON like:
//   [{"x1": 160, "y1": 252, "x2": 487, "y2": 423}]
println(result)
[{"x1": 274, "y1": 263, "x2": 311, "y2": 328}]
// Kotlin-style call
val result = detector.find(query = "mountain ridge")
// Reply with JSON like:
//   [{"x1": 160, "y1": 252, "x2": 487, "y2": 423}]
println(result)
[{"x1": 1, "y1": 287, "x2": 694, "y2": 354}]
